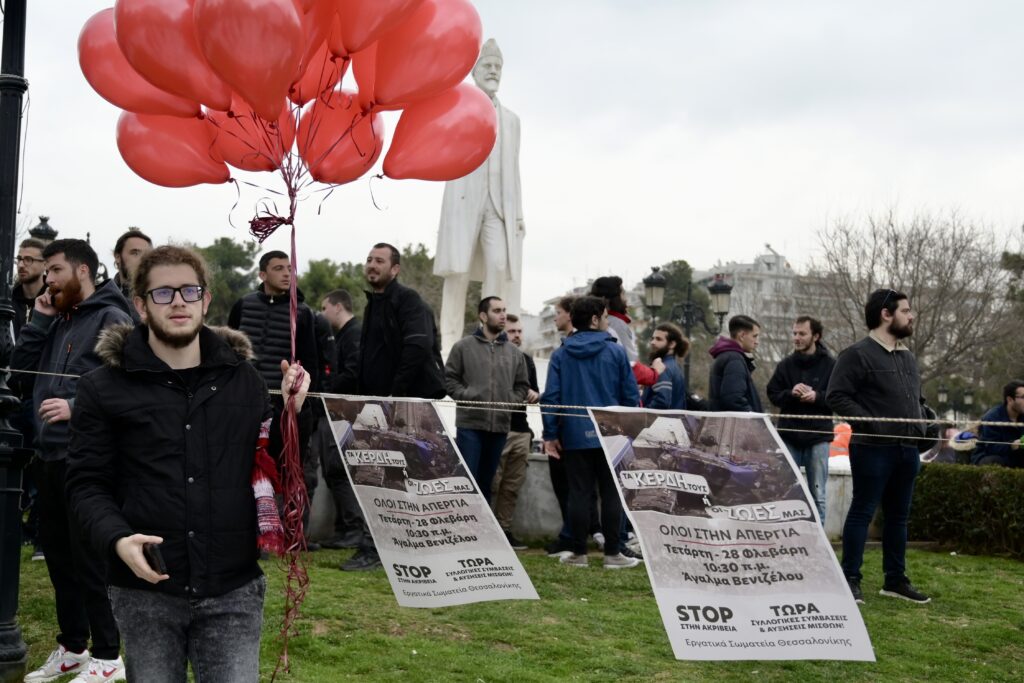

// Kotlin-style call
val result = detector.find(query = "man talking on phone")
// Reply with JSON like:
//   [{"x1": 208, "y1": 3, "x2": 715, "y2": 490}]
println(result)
[
  {"x1": 65, "y1": 246, "x2": 310, "y2": 681},
  {"x1": 13, "y1": 239, "x2": 134, "y2": 682}
]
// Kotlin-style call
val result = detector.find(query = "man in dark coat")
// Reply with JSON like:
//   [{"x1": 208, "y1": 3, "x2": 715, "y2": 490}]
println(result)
[
  {"x1": 13, "y1": 239, "x2": 133, "y2": 682},
  {"x1": 708, "y1": 315, "x2": 763, "y2": 412},
  {"x1": 316, "y1": 289, "x2": 365, "y2": 549},
  {"x1": 66, "y1": 246, "x2": 310, "y2": 681},
  {"x1": 827, "y1": 288, "x2": 930, "y2": 605},
  {"x1": 342, "y1": 243, "x2": 446, "y2": 571},
  {"x1": 767, "y1": 316, "x2": 836, "y2": 526}
]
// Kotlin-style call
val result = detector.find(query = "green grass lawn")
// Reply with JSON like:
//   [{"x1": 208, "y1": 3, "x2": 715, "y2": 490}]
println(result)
[{"x1": 15, "y1": 547, "x2": 1024, "y2": 682}]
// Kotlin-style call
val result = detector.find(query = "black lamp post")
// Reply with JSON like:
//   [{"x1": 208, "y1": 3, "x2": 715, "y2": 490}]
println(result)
[
  {"x1": 937, "y1": 385, "x2": 975, "y2": 423},
  {"x1": 0, "y1": 0, "x2": 32, "y2": 679},
  {"x1": 642, "y1": 269, "x2": 733, "y2": 384}
]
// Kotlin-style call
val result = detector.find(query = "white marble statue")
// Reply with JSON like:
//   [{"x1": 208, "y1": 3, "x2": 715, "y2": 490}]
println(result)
[{"x1": 435, "y1": 38, "x2": 524, "y2": 355}]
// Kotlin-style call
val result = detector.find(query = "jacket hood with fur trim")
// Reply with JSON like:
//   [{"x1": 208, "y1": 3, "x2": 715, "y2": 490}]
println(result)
[{"x1": 95, "y1": 323, "x2": 255, "y2": 369}]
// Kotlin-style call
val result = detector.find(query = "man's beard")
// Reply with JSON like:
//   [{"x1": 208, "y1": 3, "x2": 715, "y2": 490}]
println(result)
[
  {"x1": 649, "y1": 347, "x2": 667, "y2": 363},
  {"x1": 485, "y1": 321, "x2": 504, "y2": 336},
  {"x1": 18, "y1": 271, "x2": 40, "y2": 286},
  {"x1": 51, "y1": 278, "x2": 84, "y2": 314},
  {"x1": 891, "y1": 319, "x2": 914, "y2": 339},
  {"x1": 147, "y1": 307, "x2": 204, "y2": 349}
]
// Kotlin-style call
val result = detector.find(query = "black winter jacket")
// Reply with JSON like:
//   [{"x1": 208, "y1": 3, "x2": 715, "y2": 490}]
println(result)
[
  {"x1": 227, "y1": 285, "x2": 320, "y2": 391},
  {"x1": 708, "y1": 337, "x2": 763, "y2": 413},
  {"x1": 11, "y1": 280, "x2": 134, "y2": 459},
  {"x1": 66, "y1": 324, "x2": 272, "y2": 598},
  {"x1": 329, "y1": 317, "x2": 361, "y2": 394},
  {"x1": 767, "y1": 343, "x2": 837, "y2": 446},
  {"x1": 826, "y1": 334, "x2": 927, "y2": 445},
  {"x1": 358, "y1": 279, "x2": 445, "y2": 399}
]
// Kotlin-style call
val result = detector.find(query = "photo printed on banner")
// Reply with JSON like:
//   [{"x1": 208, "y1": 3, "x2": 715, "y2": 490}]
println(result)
[
  {"x1": 591, "y1": 408, "x2": 875, "y2": 662},
  {"x1": 324, "y1": 397, "x2": 538, "y2": 608}
]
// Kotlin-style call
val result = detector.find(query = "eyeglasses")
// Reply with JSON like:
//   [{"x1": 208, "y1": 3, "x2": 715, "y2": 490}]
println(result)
[
  {"x1": 145, "y1": 285, "x2": 205, "y2": 304},
  {"x1": 15, "y1": 256, "x2": 44, "y2": 265}
]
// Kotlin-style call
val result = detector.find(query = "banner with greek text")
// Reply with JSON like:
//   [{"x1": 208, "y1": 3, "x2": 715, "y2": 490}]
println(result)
[
  {"x1": 323, "y1": 397, "x2": 539, "y2": 607},
  {"x1": 590, "y1": 408, "x2": 874, "y2": 661}
]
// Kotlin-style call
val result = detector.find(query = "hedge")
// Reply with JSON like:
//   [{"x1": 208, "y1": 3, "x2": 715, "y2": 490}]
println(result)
[{"x1": 909, "y1": 463, "x2": 1024, "y2": 559}]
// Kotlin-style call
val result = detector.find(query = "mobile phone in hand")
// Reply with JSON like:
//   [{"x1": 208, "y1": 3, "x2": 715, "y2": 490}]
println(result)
[{"x1": 143, "y1": 543, "x2": 167, "y2": 575}]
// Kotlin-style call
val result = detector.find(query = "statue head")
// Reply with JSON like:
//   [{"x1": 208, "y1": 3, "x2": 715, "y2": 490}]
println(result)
[{"x1": 472, "y1": 39, "x2": 503, "y2": 99}]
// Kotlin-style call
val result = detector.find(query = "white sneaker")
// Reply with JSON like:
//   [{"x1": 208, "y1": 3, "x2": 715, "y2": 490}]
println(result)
[
  {"x1": 68, "y1": 657, "x2": 126, "y2": 683},
  {"x1": 603, "y1": 553, "x2": 641, "y2": 570},
  {"x1": 24, "y1": 645, "x2": 90, "y2": 682},
  {"x1": 591, "y1": 532, "x2": 605, "y2": 551}
]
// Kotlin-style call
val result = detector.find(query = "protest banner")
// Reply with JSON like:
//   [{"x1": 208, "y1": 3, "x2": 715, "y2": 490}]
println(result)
[
  {"x1": 323, "y1": 396, "x2": 538, "y2": 608},
  {"x1": 591, "y1": 408, "x2": 875, "y2": 661}
]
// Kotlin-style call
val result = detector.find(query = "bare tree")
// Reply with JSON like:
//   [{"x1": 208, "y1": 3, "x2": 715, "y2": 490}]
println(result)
[{"x1": 810, "y1": 209, "x2": 1022, "y2": 384}]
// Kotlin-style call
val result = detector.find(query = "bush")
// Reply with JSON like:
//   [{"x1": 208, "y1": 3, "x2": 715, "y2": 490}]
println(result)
[{"x1": 909, "y1": 463, "x2": 1024, "y2": 558}]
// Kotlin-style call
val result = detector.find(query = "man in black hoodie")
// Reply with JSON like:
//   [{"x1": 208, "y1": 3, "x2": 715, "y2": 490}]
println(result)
[
  {"x1": 13, "y1": 239, "x2": 133, "y2": 681},
  {"x1": 827, "y1": 289, "x2": 930, "y2": 605},
  {"x1": 708, "y1": 315, "x2": 763, "y2": 412},
  {"x1": 767, "y1": 316, "x2": 836, "y2": 526}
]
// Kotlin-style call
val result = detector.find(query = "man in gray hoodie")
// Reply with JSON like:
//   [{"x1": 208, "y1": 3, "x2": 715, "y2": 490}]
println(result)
[{"x1": 13, "y1": 239, "x2": 133, "y2": 682}]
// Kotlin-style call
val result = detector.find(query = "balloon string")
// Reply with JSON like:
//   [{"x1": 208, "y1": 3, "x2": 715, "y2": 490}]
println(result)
[{"x1": 271, "y1": 223, "x2": 309, "y2": 681}]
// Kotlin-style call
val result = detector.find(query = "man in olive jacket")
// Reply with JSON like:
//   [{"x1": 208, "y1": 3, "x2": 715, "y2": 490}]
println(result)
[
  {"x1": 826, "y1": 288, "x2": 930, "y2": 605},
  {"x1": 445, "y1": 296, "x2": 530, "y2": 502},
  {"x1": 65, "y1": 246, "x2": 310, "y2": 680}
]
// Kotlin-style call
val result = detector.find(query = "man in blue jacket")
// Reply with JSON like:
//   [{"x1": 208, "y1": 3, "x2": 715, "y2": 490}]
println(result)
[
  {"x1": 541, "y1": 296, "x2": 640, "y2": 569},
  {"x1": 644, "y1": 323, "x2": 688, "y2": 410},
  {"x1": 708, "y1": 315, "x2": 763, "y2": 412},
  {"x1": 972, "y1": 380, "x2": 1024, "y2": 467}
]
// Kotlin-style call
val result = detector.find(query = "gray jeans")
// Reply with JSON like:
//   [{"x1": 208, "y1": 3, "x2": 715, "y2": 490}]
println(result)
[{"x1": 108, "y1": 575, "x2": 265, "y2": 682}]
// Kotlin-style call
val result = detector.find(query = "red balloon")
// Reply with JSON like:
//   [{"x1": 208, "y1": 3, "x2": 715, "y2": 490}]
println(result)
[
  {"x1": 350, "y1": 43, "x2": 376, "y2": 112},
  {"x1": 373, "y1": 0, "x2": 481, "y2": 107},
  {"x1": 327, "y1": 13, "x2": 347, "y2": 58},
  {"x1": 117, "y1": 112, "x2": 230, "y2": 187},
  {"x1": 297, "y1": 90, "x2": 384, "y2": 184},
  {"x1": 194, "y1": 0, "x2": 305, "y2": 122},
  {"x1": 113, "y1": 0, "x2": 231, "y2": 111},
  {"x1": 333, "y1": 0, "x2": 424, "y2": 55},
  {"x1": 383, "y1": 82, "x2": 496, "y2": 181},
  {"x1": 289, "y1": 42, "x2": 347, "y2": 106},
  {"x1": 298, "y1": 0, "x2": 336, "y2": 75},
  {"x1": 207, "y1": 94, "x2": 297, "y2": 171},
  {"x1": 79, "y1": 9, "x2": 200, "y2": 117}
]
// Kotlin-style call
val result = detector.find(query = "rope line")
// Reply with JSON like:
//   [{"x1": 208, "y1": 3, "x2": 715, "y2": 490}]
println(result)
[{"x1": 5, "y1": 367, "x2": 1022, "y2": 435}]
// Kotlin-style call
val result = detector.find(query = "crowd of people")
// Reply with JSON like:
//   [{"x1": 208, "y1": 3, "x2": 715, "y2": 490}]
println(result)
[{"x1": 10, "y1": 231, "x2": 1024, "y2": 681}]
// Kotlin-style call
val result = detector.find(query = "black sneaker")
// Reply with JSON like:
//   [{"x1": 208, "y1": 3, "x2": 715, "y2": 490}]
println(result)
[
  {"x1": 880, "y1": 580, "x2": 930, "y2": 604},
  {"x1": 321, "y1": 530, "x2": 364, "y2": 550},
  {"x1": 504, "y1": 531, "x2": 528, "y2": 551},
  {"x1": 848, "y1": 578, "x2": 864, "y2": 604},
  {"x1": 341, "y1": 549, "x2": 382, "y2": 572},
  {"x1": 620, "y1": 546, "x2": 644, "y2": 561},
  {"x1": 305, "y1": 541, "x2": 321, "y2": 552}
]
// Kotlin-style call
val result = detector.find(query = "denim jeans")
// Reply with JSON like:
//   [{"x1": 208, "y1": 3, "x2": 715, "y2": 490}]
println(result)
[
  {"x1": 841, "y1": 443, "x2": 920, "y2": 584},
  {"x1": 108, "y1": 575, "x2": 266, "y2": 682},
  {"x1": 784, "y1": 439, "x2": 830, "y2": 526},
  {"x1": 456, "y1": 429, "x2": 508, "y2": 504}
]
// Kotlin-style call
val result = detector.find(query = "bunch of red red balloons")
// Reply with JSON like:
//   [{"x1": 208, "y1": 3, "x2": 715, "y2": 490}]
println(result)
[{"x1": 79, "y1": 0, "x2": 498, "y2": 188}]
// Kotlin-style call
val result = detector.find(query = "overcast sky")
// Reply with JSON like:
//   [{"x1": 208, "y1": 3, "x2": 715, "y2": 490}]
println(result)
[{"x1": 13, "y1": 1, "x2": 1024, "y2": 312}]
